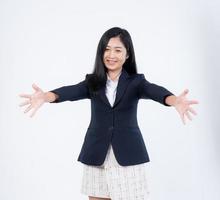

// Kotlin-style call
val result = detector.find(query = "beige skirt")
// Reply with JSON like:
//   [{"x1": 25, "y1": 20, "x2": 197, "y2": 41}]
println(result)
[{"x1": 80, "y1": 144, "x2": 150, "y2": 200}]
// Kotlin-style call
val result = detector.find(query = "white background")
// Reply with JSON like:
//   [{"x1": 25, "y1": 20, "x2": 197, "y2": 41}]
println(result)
[{"x1": 0, "y1": 0, "x2": 219, "y2": 199}]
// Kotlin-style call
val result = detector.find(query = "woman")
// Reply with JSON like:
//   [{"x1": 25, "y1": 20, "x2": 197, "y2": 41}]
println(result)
[{"x1": 19, "y1": 27, "x2": 198, "y2": 200}]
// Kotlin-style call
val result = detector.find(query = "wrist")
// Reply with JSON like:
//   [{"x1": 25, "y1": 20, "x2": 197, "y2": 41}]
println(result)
[
  {"x1": 44, "y1": 92, "x2": 57, "y2": 103},
  {"x1": 165, "y1": 95, "x2": 178, "y2": 106}
]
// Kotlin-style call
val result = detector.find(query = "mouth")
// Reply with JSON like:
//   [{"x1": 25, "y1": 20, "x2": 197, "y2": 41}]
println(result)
[{"x1": 106, "y1": 59, "x2": 117, "y2": 65}]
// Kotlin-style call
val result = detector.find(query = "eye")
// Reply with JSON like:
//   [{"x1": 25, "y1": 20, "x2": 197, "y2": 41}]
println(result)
[{"x1": 116, "y1": 50, "x2": 121, "y2": 52}]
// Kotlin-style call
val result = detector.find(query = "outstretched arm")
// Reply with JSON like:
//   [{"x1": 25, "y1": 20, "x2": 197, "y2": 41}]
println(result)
[
  {"x1": 19, "y1": 75, "x2": 90, "y2": 117},
  {"x1": 48, "y1": 77, "x2": 90, "y2": 103},
  {"x1": 138, "y1": 74, "x2": 199, "y2": 125},
  {"x1": 138, "y1": 74, "x2": 174, "y2": 106}
]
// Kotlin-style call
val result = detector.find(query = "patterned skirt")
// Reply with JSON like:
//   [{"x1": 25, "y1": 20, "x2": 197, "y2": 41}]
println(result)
[{"x1": 80, "y1": 144, "x2": 150, "y2": 200}]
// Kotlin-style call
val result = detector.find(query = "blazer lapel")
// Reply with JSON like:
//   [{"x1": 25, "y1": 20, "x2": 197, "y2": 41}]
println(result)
[{"x1": 99, "y1": 68, "x2": 131, "y2": 108}]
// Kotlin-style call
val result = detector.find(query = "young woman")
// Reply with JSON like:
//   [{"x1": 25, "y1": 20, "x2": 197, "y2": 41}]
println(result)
[{"x1": 19, "y1": 27, "x2": 198, "y2": 200}]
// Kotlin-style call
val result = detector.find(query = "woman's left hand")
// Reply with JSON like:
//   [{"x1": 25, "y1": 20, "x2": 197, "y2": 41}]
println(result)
[{"x1": 173, "y1": 89, "x2": 199, "y2": 125}]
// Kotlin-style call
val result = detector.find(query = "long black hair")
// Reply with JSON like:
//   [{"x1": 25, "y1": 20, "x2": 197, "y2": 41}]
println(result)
[{"x1": 86, "y1": 27, "x2": 138, "y2": 96}]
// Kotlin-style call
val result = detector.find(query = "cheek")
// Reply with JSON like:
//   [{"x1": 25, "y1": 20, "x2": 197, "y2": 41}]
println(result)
[
  {"x1": 103, "y1": 53, "x2": 107, "y2": 61},
  {"x1": 120, "y1": 52, "x2": 127, "y2": 60},
  {"x1": 119, "y1": 55, "x2": 127, "y2": 62}
]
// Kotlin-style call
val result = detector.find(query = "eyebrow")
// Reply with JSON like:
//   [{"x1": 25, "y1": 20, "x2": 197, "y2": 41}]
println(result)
[{"x1": 106, "y1": 46, "x2": 123, "y2": 49}]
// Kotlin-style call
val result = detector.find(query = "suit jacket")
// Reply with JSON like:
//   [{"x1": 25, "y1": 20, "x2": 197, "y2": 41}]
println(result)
[{"x1": 49, "y1": 68, "x2": 174, "y2": 166}]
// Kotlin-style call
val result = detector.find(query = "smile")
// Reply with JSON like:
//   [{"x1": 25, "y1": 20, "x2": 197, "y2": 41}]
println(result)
[{"x1": 107, "y1": 60, "x2": 117, "y2": 64}]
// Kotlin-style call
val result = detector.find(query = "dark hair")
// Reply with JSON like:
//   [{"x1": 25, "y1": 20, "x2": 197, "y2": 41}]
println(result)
[{"x1": 87, "y1": 27, "x2": 138, "y2": 96}]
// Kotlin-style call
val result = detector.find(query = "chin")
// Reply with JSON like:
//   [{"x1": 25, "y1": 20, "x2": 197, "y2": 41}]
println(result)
[
  {"x1": 106, "y1": 66, "x2": 116, "y2": 70},
  {"x1": 106, "y1": 64, "x2": 120, "y2": 69}
]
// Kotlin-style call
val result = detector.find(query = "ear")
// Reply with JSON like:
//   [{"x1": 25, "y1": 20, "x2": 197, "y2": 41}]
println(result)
[{"x1": 126, "y1": 55, "x2": 129, "y2": 59}]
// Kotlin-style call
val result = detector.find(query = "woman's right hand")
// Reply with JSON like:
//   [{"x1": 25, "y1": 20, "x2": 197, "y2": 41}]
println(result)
[{"x1": 19, "y1": 83, "x2": 46, "y2": 118}]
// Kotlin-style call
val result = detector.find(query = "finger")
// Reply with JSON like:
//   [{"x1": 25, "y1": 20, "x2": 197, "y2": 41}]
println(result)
[
  {"x1": 19, "y1": 94, "x2": 31, "y2": 99},
  {"x1": 183, "y1": 115, "x2": 186, "y2": 125},
  {"x1": 32, "y1": 83, "x2": 41, "y2": 92},
  {"x1": 30, "y1": 103, "x2": 41, "y2": 117},
  {"x1": 188, "y1": 107, "x2": 197, "y2": 115},
  {"x1": 185, "y1": 111, "x2": 192, "y2": 121},
  {"x1": 180, "y1": 112, "x2": 186, "y2": 125},
  {"x1": 180, "y1": 89, "x2": 189, "y2": 97},
  {"x1": 19, "y1": 100, "x2": 30, "y2": 107},
  {"x1": 30, "y1": 109, "x2": 37, "y2": 118},
  {"x1": 24, "y1": 105, "x2": 32, "y2": 113}
]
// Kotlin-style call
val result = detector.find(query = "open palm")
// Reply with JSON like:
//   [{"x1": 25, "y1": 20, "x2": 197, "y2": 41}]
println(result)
[
  {"x1": 19, "y1": 83, "x2": 46, "y2": 117},
  {"x1": 174, "y1": 89, "x2": 199, "y2": 125}
]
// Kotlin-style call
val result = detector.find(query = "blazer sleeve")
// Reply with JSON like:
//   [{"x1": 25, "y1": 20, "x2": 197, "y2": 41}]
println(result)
[
  {"x1": 49, "y1": 74, "x2": 90, "y2": 103},
  {"x1": 138, "y1": 74, "x2": 174, "y2": 106}
]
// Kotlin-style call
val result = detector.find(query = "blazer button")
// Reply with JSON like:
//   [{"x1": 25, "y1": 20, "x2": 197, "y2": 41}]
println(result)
[{"x1": 109, "y1": 126, "x2": 114, "y2": 131}]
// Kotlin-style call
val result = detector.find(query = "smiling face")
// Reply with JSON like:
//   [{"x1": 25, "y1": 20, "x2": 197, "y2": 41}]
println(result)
[{"x1": 103, "y1": 37, "x2": 129, "y2": 73}]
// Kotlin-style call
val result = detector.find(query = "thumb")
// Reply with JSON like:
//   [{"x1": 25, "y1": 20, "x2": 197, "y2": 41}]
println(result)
[
  {"x1": 32, "y1": 83, "x2": 41, "y2": 92},
  {"x1": 180, "y1": 89, "x2": 189, "y2": 97}
]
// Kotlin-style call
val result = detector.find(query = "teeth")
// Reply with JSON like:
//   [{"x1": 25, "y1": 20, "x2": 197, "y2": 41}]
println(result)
[{"x1": 108, "y1": 60, "x2": 116, "y2": 63}]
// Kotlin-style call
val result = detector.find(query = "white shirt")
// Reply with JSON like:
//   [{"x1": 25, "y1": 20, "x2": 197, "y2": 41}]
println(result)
[{"x1": 105, "y1": 71, "x2": 122, "y2": 107}]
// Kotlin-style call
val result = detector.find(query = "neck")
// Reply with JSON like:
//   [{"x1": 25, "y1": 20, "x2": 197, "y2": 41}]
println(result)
[{"x1": 107, "y1": 68, "x2": 123, "y2": 81}]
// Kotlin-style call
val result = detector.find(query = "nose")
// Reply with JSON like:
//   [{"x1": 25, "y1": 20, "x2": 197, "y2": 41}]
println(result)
[{"x1": 108, "y1": 50, "x2": 115, "y2": 58}]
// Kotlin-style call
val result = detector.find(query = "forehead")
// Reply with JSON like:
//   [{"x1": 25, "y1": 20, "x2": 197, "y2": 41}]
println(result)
[{"x1": 106, "y1": 37, "x2": 125, "y2": 48}]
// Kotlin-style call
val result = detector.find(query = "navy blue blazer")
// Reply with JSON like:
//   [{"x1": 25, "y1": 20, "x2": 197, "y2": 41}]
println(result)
[{"x1": 49, "y1": 68, "x2": 174, "y2": 166}]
